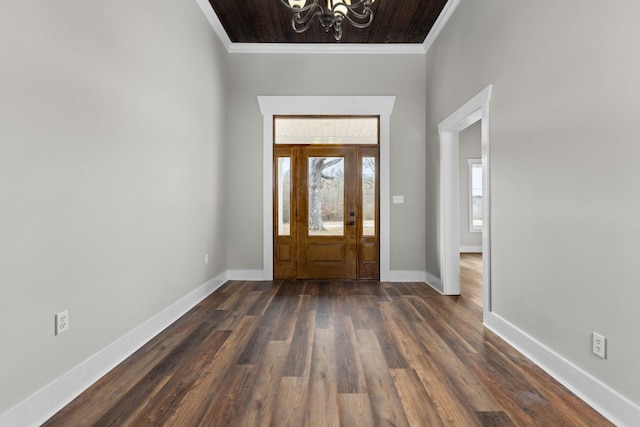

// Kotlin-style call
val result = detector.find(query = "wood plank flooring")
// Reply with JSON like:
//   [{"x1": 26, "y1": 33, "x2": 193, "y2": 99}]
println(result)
[{"x1": 44, "y1": 254, "x2": 613, "y2": 426}]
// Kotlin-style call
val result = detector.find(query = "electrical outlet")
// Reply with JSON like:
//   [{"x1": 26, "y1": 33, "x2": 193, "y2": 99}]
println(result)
[
  {"x1": 55, "y1": 310, "x2": 69, "y2": 335},
  {"x1": 205, "y1": 253, "x2": 209, "y2": 264},
  {"x1": 592, "y1": 332, "x2": 606, "y2": 359}
]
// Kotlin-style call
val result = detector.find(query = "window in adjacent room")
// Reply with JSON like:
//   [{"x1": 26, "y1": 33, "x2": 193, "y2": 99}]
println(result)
[{"x1": 468, "y1": 159, "x2": 482, "y2": 232}]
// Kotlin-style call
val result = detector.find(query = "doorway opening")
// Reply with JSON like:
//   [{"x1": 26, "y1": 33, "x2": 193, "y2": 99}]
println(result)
[
  {"x1": 459, "y1": 121, "x2": 483, "y2": 308},
  {"x1": 438, "y1": 85, "x2": 492, "y2": 320},
  {"x1": 273, "y1": 116, "x2": 380, "y2": 280}
]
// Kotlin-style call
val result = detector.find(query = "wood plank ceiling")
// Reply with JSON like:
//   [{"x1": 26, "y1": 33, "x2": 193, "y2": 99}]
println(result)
[{"x1": 207, "y1": 0, "x2": 450, "y2": 44}]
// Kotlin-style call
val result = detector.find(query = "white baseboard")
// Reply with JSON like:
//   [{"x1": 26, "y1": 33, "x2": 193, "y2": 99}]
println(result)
[
  {"x1": 0, "y1": 272, "x2": 228, "y2": 427},
  {"x1": 226, "y1": 269, "x2": 436, "y2": 286},
  {"x1": 460, "y1": 245, "x2": 483, "y2": 253},
  {"x1": 385, "y1": 270, "x2": 427, "y2": 282},
  {"x1": 226, "y1": 269, "x2": 267, "y2": 281},
  {"x1": 484, "y1": 312, "x2": 640, "y2": 427},
  {"x1": 425, "y1": 271, "x2": 444, "y2": 294}
]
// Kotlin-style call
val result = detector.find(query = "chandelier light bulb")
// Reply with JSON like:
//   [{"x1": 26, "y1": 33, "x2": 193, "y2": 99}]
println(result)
[
  {"x1": 330, "y1": 0, "x2": 351, "y2": 16},
  {"x1": 288, "y1": 0, "x2": 307, "y2": 8}
]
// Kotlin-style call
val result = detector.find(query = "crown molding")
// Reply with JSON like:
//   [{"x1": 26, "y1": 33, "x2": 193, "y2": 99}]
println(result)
[
  {"x1": 194, "y1": 0, "x2": 233, "y2": 51},
  {"x1": 422, "y1": 0, "x2": 461, "y2": 53},
  {"x1": 228, "y1": 42, "x2": 425, "y2": 55},
  {"x1": 195, "y1": 0, "x2": 460, "y2": 55}
]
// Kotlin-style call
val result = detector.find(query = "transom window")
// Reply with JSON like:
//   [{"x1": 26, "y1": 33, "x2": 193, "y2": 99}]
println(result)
[{"x1": 275, "y1": 116, "x2": 379, "y2": 145}]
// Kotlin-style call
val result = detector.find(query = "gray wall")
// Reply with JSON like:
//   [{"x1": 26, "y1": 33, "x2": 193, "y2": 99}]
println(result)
[
  {"x1": 425, "y1": 0, "x2": 640, "y2": 405},
  {"x1": 5, "y1": 0, "x2": 638, "y2": 418},
  {"x1": 459, "y1": 121, "x2": 482, "y2": 249},
  {"x1": 0, "y1": 0, "x2": 228, "y2": 414},
  {"x1": 226, "y1": 53, "x2": 427, "y2": 272}
]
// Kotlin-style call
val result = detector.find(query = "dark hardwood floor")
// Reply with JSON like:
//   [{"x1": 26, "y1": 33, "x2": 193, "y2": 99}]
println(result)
[
  {"x1": 44, "y1": 254, "x2": 612, "y2": 426},
  {"x1": 461, "y1": 252, "x2": 483, "y2": 309}
]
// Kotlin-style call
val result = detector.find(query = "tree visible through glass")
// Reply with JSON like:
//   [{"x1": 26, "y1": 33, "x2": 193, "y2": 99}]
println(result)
[
  {"x1": 362, "y1": 157, "x2": 375, "y2": 236},
  {"x1": 308, "y1": 157, "x2": 344, "y2": 236},
  {"x1": 277, "y1": 157, "x2": 291, "y2": 236}
]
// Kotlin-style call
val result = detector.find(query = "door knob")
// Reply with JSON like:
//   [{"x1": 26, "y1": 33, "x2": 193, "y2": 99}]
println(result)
[{"x1": 348, "y1": 221, "x2": 355, "y2": 226}]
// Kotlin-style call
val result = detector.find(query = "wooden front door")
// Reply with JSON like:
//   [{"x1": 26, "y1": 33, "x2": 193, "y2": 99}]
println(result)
[
  {"x1": 297, "y1": 146, "x2": 356, "y2": 279},
  {"x1": 274, "y1": 145, "x2": 379, "y2": 280}
]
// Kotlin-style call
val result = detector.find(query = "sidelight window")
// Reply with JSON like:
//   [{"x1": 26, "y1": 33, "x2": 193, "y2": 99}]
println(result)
[
  {"x1": 362, "y1": 157, "x2": 376, "y2": 236},
  {"x1": 277, "y1": 157, "x2": 291, "y2": 236}
]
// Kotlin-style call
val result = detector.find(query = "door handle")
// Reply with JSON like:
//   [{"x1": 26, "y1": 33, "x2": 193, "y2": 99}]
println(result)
[{"x1": 348, "y1": 221, "x2": 355, "y2": 226}]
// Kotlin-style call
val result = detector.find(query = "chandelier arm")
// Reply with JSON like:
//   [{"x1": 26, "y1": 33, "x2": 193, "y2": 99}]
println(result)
[
  {"x1": 334, "y1": 8, "x2": 374, "y2": 29},
  {"x1": 349, "y1": 0, "x2": 375, "y2": 11},
  {"x1": 330, "y1": 1, "x2": 374, "y2": 23},
  {"x1": 341, "y1": 0, "x2": 374, "y2": 15},
  {"x1": 343, "y1": 8, "x2": 372, "y2": 20},
  {"x1": 334, "y1": 21, "x2": 342, "y2": 41},
  {"x1": 292, "y1": 10, "x2": 325, "y2": 33}
]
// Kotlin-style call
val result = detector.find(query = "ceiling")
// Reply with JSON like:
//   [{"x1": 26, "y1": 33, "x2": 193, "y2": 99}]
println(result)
[{"x1": 207, "y1": 0, "x2": 450, "y2": 44}]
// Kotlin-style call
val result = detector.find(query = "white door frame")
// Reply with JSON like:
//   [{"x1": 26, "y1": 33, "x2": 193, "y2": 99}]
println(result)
[
  {"x1": 257, "y1": 96, "x2": 396, "y2": 281},
  {"x1": 438, "y1": 85, "x2": 492, "y2": 316}
]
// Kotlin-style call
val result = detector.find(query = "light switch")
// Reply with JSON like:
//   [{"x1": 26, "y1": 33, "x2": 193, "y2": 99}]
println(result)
[{"x1": 393, "y1": 195, "x2": 404, "y2": 204}]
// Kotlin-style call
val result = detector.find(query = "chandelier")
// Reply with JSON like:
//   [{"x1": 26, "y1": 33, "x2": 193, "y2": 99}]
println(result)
[{"x1": 278, "y1": 0, "x2": 377, "y2": 41}]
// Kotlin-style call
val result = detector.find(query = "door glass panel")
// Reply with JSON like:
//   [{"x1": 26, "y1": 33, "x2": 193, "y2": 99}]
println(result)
[
  {"x1": 308, "y1": 157, "x2": 344, "y2": 236},
  {"x1": 277, "y1": 157, "x2": 291, "y2": 236},
  {"x1": 362, "y1": 157, "x2": 376, "y2": 236}
]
